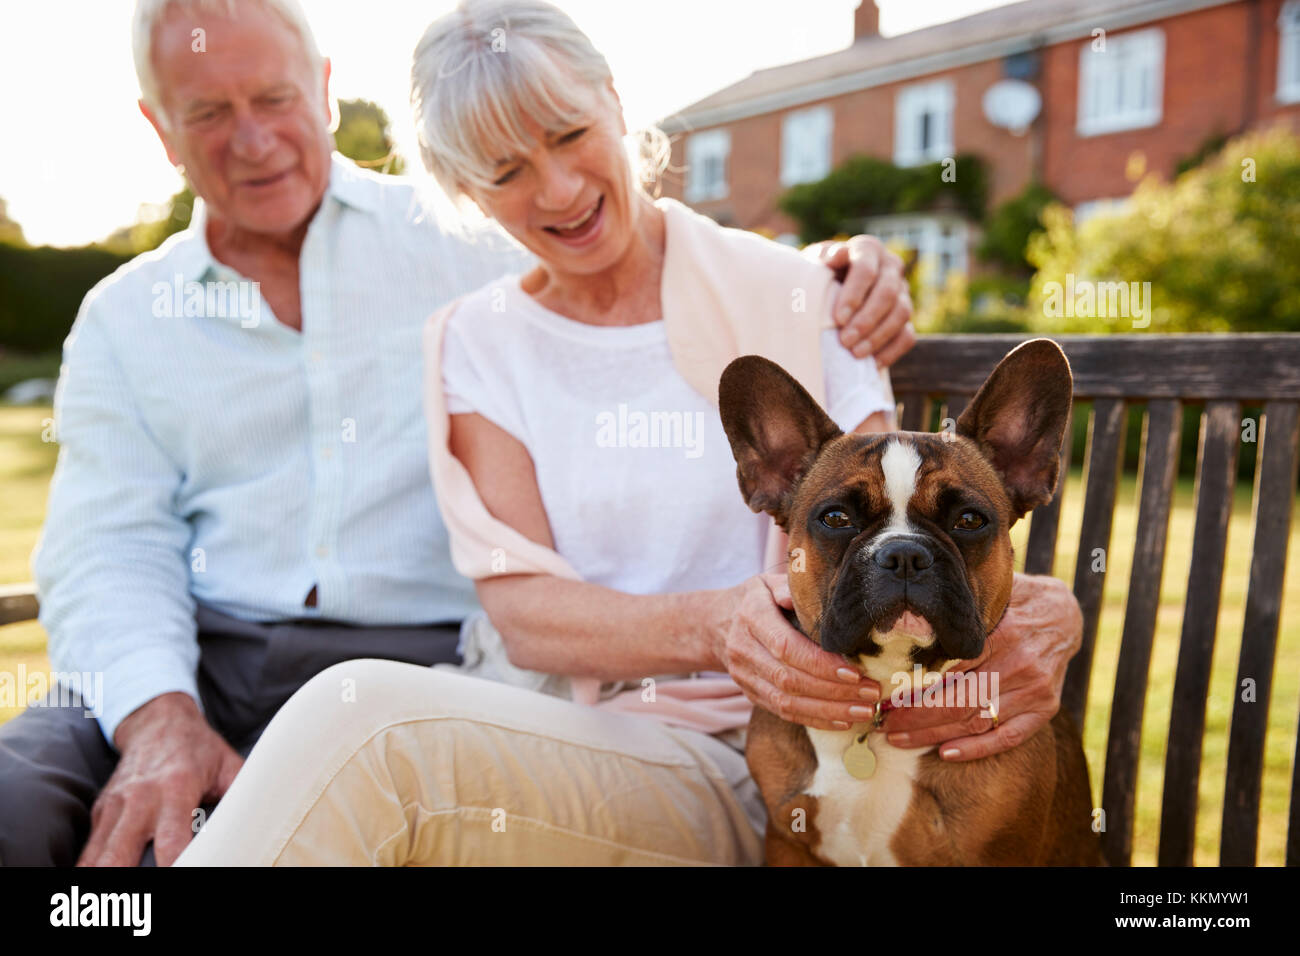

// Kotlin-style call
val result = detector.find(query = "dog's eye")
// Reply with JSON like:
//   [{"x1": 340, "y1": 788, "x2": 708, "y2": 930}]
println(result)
[
  {"x1": 954, "y1": 511, "x2": 987, "y2": 531},
  {"x1": 820, "y1": 510, "x2": 854, "y2": 530}
]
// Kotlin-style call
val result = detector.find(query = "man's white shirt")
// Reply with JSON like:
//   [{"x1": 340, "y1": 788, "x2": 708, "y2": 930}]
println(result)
[{"x1": 33, "y1": 153, "x2": 532, "y2": 746}]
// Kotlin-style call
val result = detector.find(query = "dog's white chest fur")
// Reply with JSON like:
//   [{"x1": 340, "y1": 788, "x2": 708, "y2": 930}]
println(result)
[
  {"x1": 805, "y1": 727, "x2": 923, "y2": 866},
  {"x1": 803, "y1": 629, "x2": 947, "y2": 867}
]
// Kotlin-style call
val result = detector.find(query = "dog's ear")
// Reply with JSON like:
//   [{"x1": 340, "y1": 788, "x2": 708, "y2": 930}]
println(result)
[
  {"x1": 718, "y1": 355, "x2": 842, "y2": 529},
  {"x1": 956, "y1": 339, "x2": 1073, "y2": 520}
]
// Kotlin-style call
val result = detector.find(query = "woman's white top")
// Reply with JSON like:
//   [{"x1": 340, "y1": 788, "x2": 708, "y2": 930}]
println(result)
[{"x1": 441, "y1": 276, "x2": 894, "y2": 597}]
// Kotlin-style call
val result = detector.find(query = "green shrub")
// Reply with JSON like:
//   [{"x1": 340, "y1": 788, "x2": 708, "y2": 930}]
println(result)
[
  {"x1": 1028, "y1": 125, "x2": 1300, "y2": 333},
  {"x1": 780, "y1": 154, "x2": 988, "y2": 244},
  {"x1": 912, "y1": 271, "x2": 1033, "y2": 334},
  {"x1": 0, "y1": 244, "x2": 131, "y2": 353},
  {"x1": 978, "y1": 183, "x2": 1057, "y2": 273},
  {"x1": 1174, "y1": 130, "x2": 1230, "y2": 178}
]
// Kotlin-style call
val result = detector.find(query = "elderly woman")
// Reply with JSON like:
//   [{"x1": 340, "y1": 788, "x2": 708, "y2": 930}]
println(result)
[{"x1": 176, "y1": 0, "x2": 1082, "y2": 866}]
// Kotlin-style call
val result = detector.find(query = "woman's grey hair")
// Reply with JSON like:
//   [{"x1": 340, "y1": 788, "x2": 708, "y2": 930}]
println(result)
[
  {"x1": 410, "y1": 0, "x2": 671, "y2": 206},
  {"x1": 132, "y1": 0, "x2": 324, "y2": 123}
]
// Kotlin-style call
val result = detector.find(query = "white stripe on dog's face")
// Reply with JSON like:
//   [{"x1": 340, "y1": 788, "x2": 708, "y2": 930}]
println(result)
[{"x1": 880, "y1": 439, "x2": 921, "y2": 533}]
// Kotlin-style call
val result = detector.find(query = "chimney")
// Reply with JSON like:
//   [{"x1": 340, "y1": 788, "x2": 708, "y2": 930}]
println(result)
[{"x1": 854, "y1": 0, "x2": 880, "y2": 42}]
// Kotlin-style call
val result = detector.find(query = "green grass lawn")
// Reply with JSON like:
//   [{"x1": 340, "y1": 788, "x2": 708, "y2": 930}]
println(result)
[
  {"x1": 0, "y1": 404, "x2": 60, "y2": 725},
  {"x1": 1, "y1": 402, "x2": 1296, "y2": 865}
]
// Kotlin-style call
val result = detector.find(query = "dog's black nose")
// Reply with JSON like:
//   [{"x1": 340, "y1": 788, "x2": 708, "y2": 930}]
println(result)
[{"x1": 872, "y1": 539, "x2": 934, "y2": 579}]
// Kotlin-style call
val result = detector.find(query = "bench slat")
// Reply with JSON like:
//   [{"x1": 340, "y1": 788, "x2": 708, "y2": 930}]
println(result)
[
  {"x1": 942, "y1": 392, "x2": 972, "y2": 423},
  {"x1": 1100, "y1": 399, "x2": 1183, "y2": 866},
  {"x1": 1063, "y1": 399, "x2": 1128, "y2": 727},
  {"x1": 1025, "y1": 405, "x2": 1075, "y2": 577},
  {"x1": 1220, "y1": 402, "x2": 1300, "y2": 865},
  {"x1": 897, "y1": 392, "x2": 930, "y2": 433},
  {"x1": 889, "y1": 335, "x2": 1300, "y2": 400},
  {"x1": 1159, "y1": 401, "x2": 1242, "y2": 866}
]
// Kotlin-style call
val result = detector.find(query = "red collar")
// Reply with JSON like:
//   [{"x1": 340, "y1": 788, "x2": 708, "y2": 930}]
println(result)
[{"x1": 871, "y1": 670, "x2": 965, "y2": 725}]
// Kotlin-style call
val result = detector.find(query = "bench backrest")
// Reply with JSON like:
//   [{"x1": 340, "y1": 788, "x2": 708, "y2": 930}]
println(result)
[{"x1": 889, "y1": 333, "x2": 1300, "y2": 867}]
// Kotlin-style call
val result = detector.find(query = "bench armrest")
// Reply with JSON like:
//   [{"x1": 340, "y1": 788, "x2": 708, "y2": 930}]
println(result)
[{"x1": 0, "y1": 583, "x2": 39, "y2": 626}]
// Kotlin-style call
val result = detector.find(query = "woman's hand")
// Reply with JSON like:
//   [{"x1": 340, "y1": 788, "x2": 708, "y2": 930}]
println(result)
[
  {"x1": 804, "y1": 234, "x2": 917, "y2": 368},
  {"x1": 710, "y1": 572, "x2": 880, "y2": 731},
  {"x1": 881, "y1": 573, "x2": 1084, "y2": 760}
]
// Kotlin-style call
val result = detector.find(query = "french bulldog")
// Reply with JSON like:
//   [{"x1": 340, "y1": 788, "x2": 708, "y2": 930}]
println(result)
[{"x1": 718, "y1": 339, "x2": 1103, "y2": 866}]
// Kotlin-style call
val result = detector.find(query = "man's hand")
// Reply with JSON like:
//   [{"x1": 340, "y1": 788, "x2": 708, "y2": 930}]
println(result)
[
  {"x1": 710, "y1": 573, "x2": 880, "y2": 731},
  {"x1": 881, "y1": 573, "x2": 1083, "y2": 761},
  {"x1": 77, "y1": 692, "x2": 244, "y2": 867},
  {"x1": 805, "y1": 234, "x2": 916, "y2": 367}
]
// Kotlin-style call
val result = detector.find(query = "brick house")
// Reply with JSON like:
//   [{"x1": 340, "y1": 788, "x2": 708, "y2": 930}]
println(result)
[{"x1": 659, "y1": 0, "x2": 1300, "y2": 283}]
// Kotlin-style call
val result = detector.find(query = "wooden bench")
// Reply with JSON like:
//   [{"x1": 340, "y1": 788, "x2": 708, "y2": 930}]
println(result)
[
  {"x1": 890, "y1": 333, "x2": 1300, "y2": 867},
  {"x1": 5, "y1": 332, "x2": 1298, "y2": 865}
]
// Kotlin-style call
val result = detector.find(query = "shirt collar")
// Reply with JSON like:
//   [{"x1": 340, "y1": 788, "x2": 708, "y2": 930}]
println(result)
[
  {"x1": 324, "y1": 150, "x2": 381, "y2": 214},
  {"x1": 176, "y1": 152, "x2": 380, "y2": 282}
]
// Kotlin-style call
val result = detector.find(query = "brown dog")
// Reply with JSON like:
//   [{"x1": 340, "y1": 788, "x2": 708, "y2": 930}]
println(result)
[{"x1": 718, "y1": 339, "x2": 1102, "y2": 866}]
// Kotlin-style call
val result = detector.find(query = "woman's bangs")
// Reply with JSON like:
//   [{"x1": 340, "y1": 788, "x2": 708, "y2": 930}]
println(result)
[{"x1": 452, "y1": 42, "x2": 596, "y2": 187}]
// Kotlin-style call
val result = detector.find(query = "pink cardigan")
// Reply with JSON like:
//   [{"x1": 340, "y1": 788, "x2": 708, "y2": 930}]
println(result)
[{"x1": 423, "y1": 197, "x2": 846, "y2": 734}]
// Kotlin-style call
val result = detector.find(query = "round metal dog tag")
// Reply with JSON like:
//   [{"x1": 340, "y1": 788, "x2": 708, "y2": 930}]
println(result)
[{"x1": 843, "y1": 735, "x2": 877, "y2": 779}]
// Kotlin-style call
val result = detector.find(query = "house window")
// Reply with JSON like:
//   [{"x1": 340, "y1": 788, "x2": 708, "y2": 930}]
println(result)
[
  {"x1": 864, "y1": 213, "x2": 968, "y2": 287},
  {"x1": 1279, "y1": 1, "x2": 1300, "y2": 103},
  {"x1": 1077, "y1": 28, "x2": 1164, "y2": 135},
  {"x1": 894, "y1": 80, "x2": 954, "y2": 167},
  {"x1": 685, "y1": 129, "x2": 730, "y2": 202},
  {"x1": 781, "y1": 106, "x2": 834, "y2": 186}
]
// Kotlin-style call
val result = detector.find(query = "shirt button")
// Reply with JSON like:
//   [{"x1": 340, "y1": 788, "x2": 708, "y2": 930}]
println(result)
[
  {"x1": 316, "y1": 545, "x2": 329, "y2": 558},
  {"x1": 310, "y1": 350, "x2": 323, "y2": 363},
  {"x1": 322, "y1": 446, "x2": 334, "y2": 459}
]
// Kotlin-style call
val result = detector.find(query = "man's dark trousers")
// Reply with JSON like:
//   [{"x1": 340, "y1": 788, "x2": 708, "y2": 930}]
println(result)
[{"x1": 0, "y1": 603, "x2": 462, "y2": 866}]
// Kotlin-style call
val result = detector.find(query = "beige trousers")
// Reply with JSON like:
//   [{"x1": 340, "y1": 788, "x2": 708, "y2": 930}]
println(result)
[{"x1": 173, "y1": 659, "x2": 766, "y2": 866}]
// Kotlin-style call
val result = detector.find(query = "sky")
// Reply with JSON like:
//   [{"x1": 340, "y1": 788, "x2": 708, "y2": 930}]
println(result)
[{"x1": 0, "y1": 0, "x2": 1021, "y2": 247}]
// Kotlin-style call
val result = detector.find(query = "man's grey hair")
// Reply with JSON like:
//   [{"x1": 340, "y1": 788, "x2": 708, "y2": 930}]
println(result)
[
  {"x1": 132, "y1": 0, "x2": 324, "y2": 121},
  {"x1": 410, "y1": 0, "x2": 670, "y2": 204}
]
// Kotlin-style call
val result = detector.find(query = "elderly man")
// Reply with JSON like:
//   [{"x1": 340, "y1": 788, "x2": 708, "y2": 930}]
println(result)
[{"x1": 0, "y1": 0, "x2": 1079, "y2": 867}]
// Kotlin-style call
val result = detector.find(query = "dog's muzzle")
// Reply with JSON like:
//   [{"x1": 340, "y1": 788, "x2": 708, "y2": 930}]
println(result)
[{"x1": 816, "y1": 533, "x2": 986, "y2": 662}]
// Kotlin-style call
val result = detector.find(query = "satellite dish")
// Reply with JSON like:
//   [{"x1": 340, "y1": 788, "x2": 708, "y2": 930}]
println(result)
[{"x1": 982, "y1": 79, "x2": 1042, "y2": 135}]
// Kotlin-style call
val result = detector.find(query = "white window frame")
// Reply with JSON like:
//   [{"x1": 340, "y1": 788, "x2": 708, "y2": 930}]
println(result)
[
  {"x1": 780, "y1": 106, "x2": 834, "y2": 186},
  {"x1": 864, "y1": 213, "x2": 968, "y2": 287},
  {"x1": 1077, "y1": 27, "x2": 1165, "y2": 136},
  {"x1": 894, "y1": 79, "x2": 954, "y2": 167},
  {"x1": 1279, "y1": 1, "x2": 1300, "y2": 104},
  {"x1": 685, "y1": 129, "x2": 730, "y2": 202}
]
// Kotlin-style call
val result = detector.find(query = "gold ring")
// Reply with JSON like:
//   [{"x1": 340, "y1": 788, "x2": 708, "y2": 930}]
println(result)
[{"x1": 987, "y1": 703, "x2": 999, "y2": 730}]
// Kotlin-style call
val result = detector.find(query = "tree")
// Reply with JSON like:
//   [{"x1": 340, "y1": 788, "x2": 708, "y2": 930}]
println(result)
[
  {"x1": 0, "y1": 198, "x2": 25, "y2": 247},
  {"x1": 977, "y1": 182, "x2": 1057, "y2": 275},
  {"x1": 127, "y1": 186, "x2": 195, "y2": 254},
  {"x1": 333, "y1": 98, "x2": 406, "y2": 175}
]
